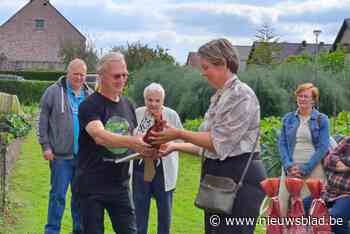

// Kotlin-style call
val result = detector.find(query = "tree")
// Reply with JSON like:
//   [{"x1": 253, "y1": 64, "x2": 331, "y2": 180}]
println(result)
[
  {"x1": 248, "y1": 23, "x2": 282, "y2": 65},
  {"x1": 111, "y1": 41, "x2": 176, "y2": 73},
  {"x1": 59, "y1": 38, "x2": 99, "y2": 72},
  {"x1": 255, "y1": 23, "x2": 279, "y2": 42}
]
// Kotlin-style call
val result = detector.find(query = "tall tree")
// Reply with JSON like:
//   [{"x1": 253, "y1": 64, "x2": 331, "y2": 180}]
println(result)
[
  {"x1": 59, "y1": 38, "x2": 98, "y2": 72},
  {"x1": 248, "y1": 23, "x2": 281, "y2": 65},
  {"x1": 111, "y1": 41, "x2": 176, "y2": 72}
]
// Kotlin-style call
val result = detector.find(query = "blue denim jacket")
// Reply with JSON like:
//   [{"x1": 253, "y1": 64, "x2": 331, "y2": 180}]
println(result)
[{"x1": 278, "y1": 109, "x2": 330, "y2": 176}]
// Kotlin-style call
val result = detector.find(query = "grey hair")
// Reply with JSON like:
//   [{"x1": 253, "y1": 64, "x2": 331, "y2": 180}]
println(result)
[
  {"x1": 67, "y1": 58, "x2": 87, "y2": 73},
  {"x1": 97, "y1": 51, "x2": 125, "y2": 75},
  {"x1": 198, "y1": 38, "x2": 240, "y2": 74},
  {"x1": 143, "y1": 83, "x2": 165, "y2": 99}
]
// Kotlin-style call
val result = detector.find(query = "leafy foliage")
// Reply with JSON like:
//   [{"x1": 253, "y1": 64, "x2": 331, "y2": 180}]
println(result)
[
  {"x1": 129, "y1": 61, "x2": 213, "y2": 120},
  {"x1": 59, "y1": 39, "x2": 99, "y2": 72},
  {"x1": 0, "y1": 71, "x2": 65, "y2": 81},
  {"x1": 183, "y1": 118, "x2": 204, "y2": 132},
  {"x1": 0, "y1": 113, "x2": 31, "y2": 145},
  {"x1": 248, "y1": 23, "x2": 282, "y2": 65},
  {"x1": 0, "y1": 80, "x2": 53, "y2": 104},
  {"x1": 112, "y1": 41, "x2": 176, "y2": 74},
  {"x1": 260, "y1": 117, "x2": 282, "y2": 177}
]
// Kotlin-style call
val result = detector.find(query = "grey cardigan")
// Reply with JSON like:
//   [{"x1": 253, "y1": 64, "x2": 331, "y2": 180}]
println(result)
[{"x1": 37, "y1": 77, "x2": 93, "y2": 159}]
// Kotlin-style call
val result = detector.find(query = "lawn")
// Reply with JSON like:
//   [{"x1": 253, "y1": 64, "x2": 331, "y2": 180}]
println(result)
[{"x1": 0, "y1": 130, "x2": 265, "y2": 234}]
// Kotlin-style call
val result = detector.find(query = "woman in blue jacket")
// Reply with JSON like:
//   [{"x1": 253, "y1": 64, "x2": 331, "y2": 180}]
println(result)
[{"x1": 278, "y1": 83, "x2": 330, "y2": 216}]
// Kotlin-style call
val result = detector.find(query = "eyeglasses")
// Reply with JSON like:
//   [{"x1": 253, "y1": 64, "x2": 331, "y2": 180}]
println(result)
[
  {"x1": 297, "y1": 94, "x2": 312, "y2": 99},
  {"x1": 109, "y1": 73, "x2": 128, "y2": 80}
]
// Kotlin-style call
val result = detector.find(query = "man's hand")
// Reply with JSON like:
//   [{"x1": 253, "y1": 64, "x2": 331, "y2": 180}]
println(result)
[
  {"x1": 43, "y1": 149, "x2": 54, "y2": 161},
  {"x1": 130, "y1": 135, "x2": 158, "y2": 158}
]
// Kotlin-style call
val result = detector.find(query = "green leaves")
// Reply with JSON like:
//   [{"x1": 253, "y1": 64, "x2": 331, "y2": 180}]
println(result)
[{"x1": 0, "y1": 113, "x2": 31, "y2": 145}]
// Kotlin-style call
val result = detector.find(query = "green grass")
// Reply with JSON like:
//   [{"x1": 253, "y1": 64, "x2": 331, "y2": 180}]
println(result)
[{"x1": 0, "y1": 130, "x2": 265, "y2": 234}]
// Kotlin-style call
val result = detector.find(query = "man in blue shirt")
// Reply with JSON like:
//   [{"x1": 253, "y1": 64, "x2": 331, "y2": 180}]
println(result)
[{"x1": 38, "y1": 59, "x2": 93, "y2": 234}]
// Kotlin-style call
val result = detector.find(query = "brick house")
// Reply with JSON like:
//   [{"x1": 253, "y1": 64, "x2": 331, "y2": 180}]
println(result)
[{"x1": 0, "y1": 0, "x2": 86, "y2": 71}]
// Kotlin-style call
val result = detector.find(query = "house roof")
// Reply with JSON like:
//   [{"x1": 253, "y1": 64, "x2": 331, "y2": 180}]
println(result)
[
  {"x1": 235, "y1": 46, "x2": 252, "y2": 60},
  {"x1": 332, "y1": 19, "x2": 350, "y2": 51},
  {"x1": 0, "y1": 0, "x2": 85, "y2": 40},
  {"x1": 185, "y1": 45, "x2": 252, "y2": 68},
  {"x1": 249, "y1": 41, "x2": 332, "y2": 62},
  {"x1": 185, "y1": 52, "x2": 200, "y2": 68}
]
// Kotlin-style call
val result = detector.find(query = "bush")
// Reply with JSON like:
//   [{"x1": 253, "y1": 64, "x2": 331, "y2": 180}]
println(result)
[
  {"x1": 0, "y1": 71, "x2": 65, "y2": 81},
  {"x1": 183, "y1": 118, "x2": 204, "y2": 131},
  {"x1": 240, "y1": 63, "x2": 350, "y2": 117},
  {"x1": 0, "y1": 80, "x2": 53, "y2": 104},
  {"x1": 129, "y1": 61, "x2": 213, "y2": 120},
  {"x1": 0, "y1": 113, "x2": 32, "y2": 144}
]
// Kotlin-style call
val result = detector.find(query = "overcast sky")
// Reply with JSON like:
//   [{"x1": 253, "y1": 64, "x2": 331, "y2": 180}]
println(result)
[{"x1": 1, "y1": 0, "x2": 349, "y2": 64}]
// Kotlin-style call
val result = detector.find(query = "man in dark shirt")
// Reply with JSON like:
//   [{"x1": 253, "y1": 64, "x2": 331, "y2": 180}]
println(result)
[{"x1": 75, "y1": 52, "x2": 157, "y2": 234}]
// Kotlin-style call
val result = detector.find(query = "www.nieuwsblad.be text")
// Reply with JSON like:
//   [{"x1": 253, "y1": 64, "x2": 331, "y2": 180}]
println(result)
[{"x1": 209, "y1": 215, "x2": 343, "y2": 227}]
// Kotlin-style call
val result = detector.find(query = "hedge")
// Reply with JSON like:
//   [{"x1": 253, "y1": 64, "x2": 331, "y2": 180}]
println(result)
[
  {"x1": 0, "y1": 71, "x2": 65, "y2": 81},
  {"x1": 0, "y1": 80, "x2": 54, "y2": 104}
]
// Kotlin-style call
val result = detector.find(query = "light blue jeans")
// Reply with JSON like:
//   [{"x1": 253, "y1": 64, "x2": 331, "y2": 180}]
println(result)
[{"x1": 45, "y1": 158, "x2": 81, "y2": 234}]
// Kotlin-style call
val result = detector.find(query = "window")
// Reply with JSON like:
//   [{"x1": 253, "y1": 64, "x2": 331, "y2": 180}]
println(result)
[{"x1": 35, "y1": 19, "x2": 45, "y2": 29}]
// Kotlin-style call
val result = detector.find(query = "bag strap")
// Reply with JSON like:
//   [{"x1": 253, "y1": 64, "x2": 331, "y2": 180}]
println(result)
[
  {"x1": 317, "y1": 113, "x2": 321, "y2": 128},
  {"x1": 234, "y1": 131, "x2": 260, "y2": 193},
  {"x1": 200, "y1": 130, "x2": 260, "y2": 188}
]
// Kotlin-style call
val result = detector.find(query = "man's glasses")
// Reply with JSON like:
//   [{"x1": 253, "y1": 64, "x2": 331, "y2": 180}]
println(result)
[{"x1": 110, "y1": 73, "x2": 128, "y2": 80}]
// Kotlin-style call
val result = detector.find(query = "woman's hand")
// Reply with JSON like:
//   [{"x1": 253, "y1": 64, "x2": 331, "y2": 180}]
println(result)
[
  {"x1": 149, "y1": 125, "x2": 182, "y2": 145},
  {"x1": 287, "y1": 165, "x2": 303, "y2": 178},
  {"x1": 159, "y1": 142, "x2": 177, "y2": 156},
  {"x1": 336, "y1": 161, "x2": 350, "y2": 172}
]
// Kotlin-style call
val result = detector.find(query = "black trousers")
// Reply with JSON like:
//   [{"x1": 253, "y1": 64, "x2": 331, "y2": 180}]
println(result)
[
  {"x1": 203, "y1": 153, "x2": 267, "y2": 234},
  {"x1": 78, "y1": 185, "x2": 137, "y2": 234}
]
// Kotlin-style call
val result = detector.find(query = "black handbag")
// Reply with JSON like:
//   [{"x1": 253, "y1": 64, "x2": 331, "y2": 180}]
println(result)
[{"x1": 194, "y1": 132, "x2": 260, "y2": 214}]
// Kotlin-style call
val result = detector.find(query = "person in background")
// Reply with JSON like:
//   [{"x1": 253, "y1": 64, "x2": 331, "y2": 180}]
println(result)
[
  {"x1": 38, "y1": 58, "x2": 92, "y2": 234},
  {"x1": 278, "y1": 83, "x2": 330, "y2": 216},
  {"x1": 304, "y1": 136, "x2": 350, "y2": 234},
  {"x1": 133, "y1": 82, "x2": 183, "y2": 234}
]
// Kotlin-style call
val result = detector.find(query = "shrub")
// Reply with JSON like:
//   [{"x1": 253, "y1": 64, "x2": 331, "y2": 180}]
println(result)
[
  {"x1": 240, "y1": 63, "x2": 350, "y2": 117},
  {"x1": 183, "y1": 118, "x2": 204, "y2": 131},
  {"x1": 0, "y1": 71, "x2": 65, "y2": 81},
  {"x1": 129, "y1": 61, "x2": 212, "y2": 120},
  {"x1": 0, "y1": 80, "x2": 53, "y2": 104},
  {"x1": 0, "y1": 113, "x2": 32, "y2": 144}
]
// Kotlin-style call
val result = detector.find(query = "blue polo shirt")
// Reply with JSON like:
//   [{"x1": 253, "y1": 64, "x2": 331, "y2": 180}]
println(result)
[{"x1": 66, "y1": 80, "x2": 87, "y2": 155}]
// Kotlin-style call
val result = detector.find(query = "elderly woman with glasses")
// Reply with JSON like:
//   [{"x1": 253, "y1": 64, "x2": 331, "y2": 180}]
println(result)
[
  {"x1": 278, "y1": 83, "x2": 330, "y2": 216},
  {"x1": 150, "y1": 38, "x2": 266, "y2": 234},
  {"x1": 132, "y1": 82, "x2": 183, "y2": 234}
]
